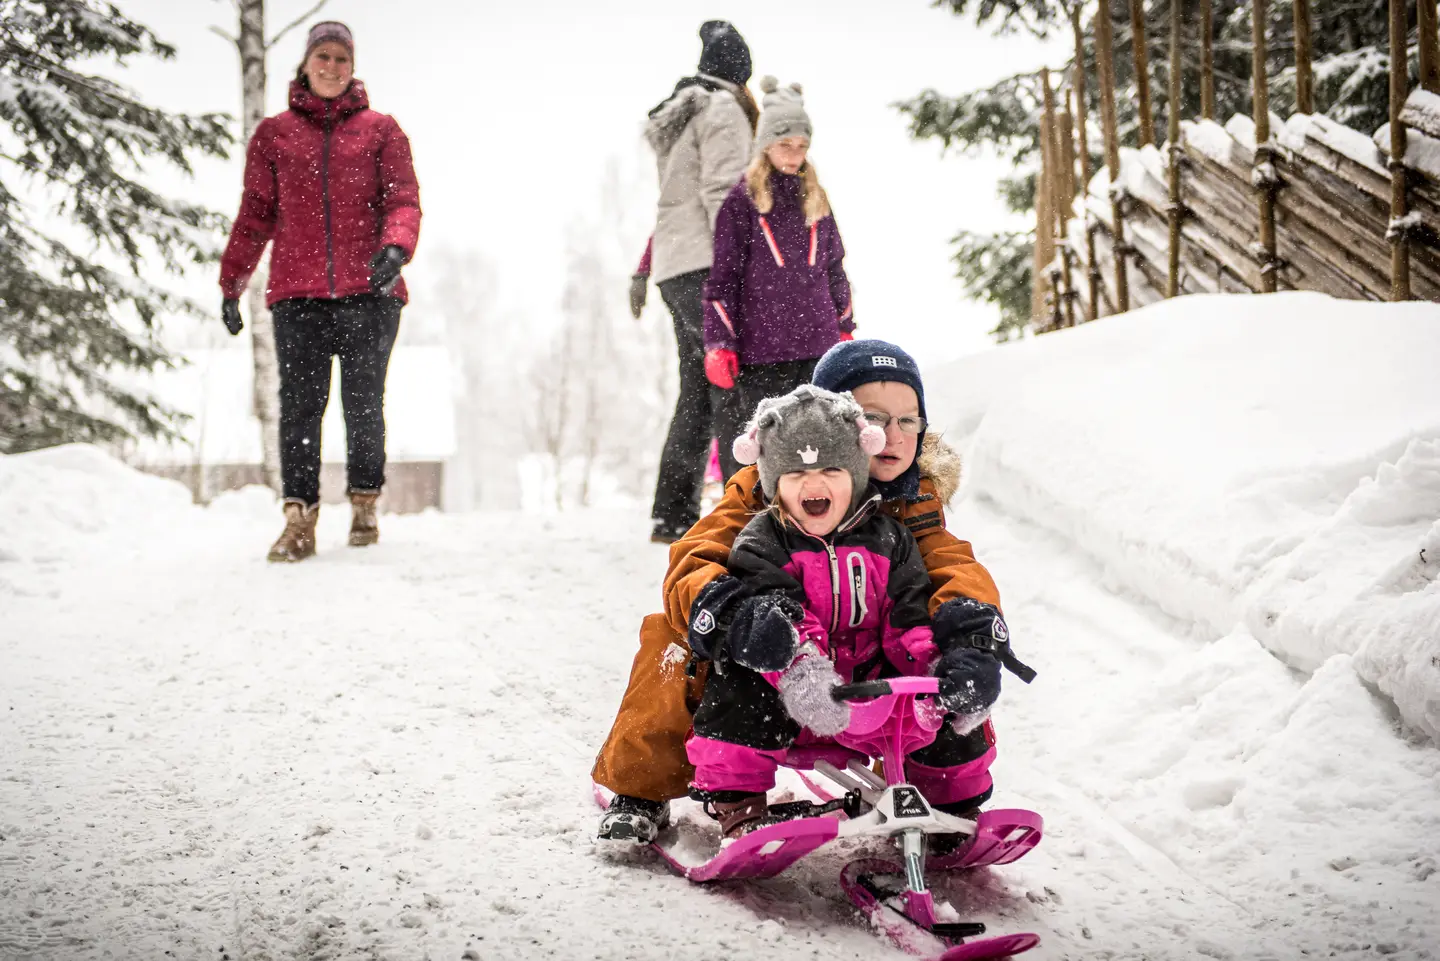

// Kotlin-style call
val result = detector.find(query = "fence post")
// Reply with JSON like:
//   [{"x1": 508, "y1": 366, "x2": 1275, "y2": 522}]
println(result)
[
  {"x1": 1390, "y1": 0, "x2": 1413, "y2": 300},
  {"x1": 1096, "y1": 0, "x2": 1130, "y2": 312},
  {"x1": 1071, "y1": 4, "x2": 1100, "y2": 320},
  {"x1": 1130, "y1": 0, "x2": 1156, "y2": 146},
  {"x1": 1252, "y1": 0, "x2": 1279, "y2": 293},
  {"x1": 1292, "y1": 0, "x2": 1314, "y2": 114},
  {"x1": 1033, "y1": 100, "x2": 1058, "y2": 326},
  {"x1": 1200, "y1": 0, "x2": 1215, "y2": 120},
  {"x1": 1167, "y1": 0, "x2": 1185, "y2": 297},
  {"x1": 1043, "y1": 68, "x2": 1078, "y2": 327},
  {"x1": 1420, "y1": 0, "x2": 1440, "y2": 95}
]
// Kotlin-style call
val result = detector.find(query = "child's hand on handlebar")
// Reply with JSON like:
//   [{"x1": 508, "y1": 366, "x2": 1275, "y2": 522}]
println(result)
[{"x1": 779, "y1": 649, "x2": 850, "y2": 736}]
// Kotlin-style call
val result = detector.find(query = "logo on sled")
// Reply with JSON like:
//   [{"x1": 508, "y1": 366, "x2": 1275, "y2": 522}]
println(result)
[
  {"x1": 890, "y1": 786, "x2": 930, "y2": 819},
  {"x1": 693, "y1": 610, "x2": 716, "y2": 635}
]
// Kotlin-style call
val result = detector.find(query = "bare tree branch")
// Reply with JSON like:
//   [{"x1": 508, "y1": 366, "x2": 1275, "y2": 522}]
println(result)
[
  {"x1": 266, "y1": 0, "x2": 332, "y2": 50},
  {"x1": 209, "y1": 24, "x2": 238, "y2": 45}
]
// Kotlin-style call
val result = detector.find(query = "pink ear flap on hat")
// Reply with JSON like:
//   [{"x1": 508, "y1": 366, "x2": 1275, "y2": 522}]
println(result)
[
  {"x1": 733, "y1": 428, "x2": 761, "y2": 465},
  {"x1": 857, "y1": 417, "x2": 886, "y2": 456}
]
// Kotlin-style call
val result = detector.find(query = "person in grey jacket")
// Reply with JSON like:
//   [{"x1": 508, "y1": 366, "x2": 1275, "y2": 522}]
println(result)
[{"x1": 635, "y1": 20, "x2": 758, "y2": 544}]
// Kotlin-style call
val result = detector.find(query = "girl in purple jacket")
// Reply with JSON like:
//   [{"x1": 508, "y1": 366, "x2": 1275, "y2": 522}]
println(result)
[
  {"x1": 682, "y1": 387, "x2": 998, "y2": 840},
  {"x1": 701, "y1": 78, "x2": 854, "y2": 415}
]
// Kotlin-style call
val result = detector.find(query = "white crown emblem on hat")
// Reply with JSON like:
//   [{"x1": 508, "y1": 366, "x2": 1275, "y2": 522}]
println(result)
[{"x1": 799, "y1": 445, "x2": 819, "y2": 465}]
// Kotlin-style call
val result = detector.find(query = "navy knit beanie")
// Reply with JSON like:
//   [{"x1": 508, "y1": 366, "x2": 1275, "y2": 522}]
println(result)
[
  {"x1": 811, "y1": 339, "x2": 928, "y2": 501},
  {"x1": 697, "y1": 20, "x2": 752, "y2": 86}
]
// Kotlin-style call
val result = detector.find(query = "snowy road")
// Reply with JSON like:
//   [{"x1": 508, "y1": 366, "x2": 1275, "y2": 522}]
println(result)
[{"x1": 3, "y1": 485, "x2": 1437, "y2": 961}]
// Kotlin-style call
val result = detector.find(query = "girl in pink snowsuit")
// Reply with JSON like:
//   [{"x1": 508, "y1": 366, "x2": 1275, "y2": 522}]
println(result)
[{"x1": 683, "y1": 386, "x2": 1009, "y2": 839}]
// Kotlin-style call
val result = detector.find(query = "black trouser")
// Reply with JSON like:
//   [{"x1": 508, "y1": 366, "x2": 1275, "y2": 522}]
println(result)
[
  {"x1": 651, "y1": 270, "x2": 744, "y2": 534},
  {"x1": 271, "y1": 295, "x2": 402, "y2": 506},
  {"x1": 733, "y1": 357, "x2": 818, "y2": 429}
]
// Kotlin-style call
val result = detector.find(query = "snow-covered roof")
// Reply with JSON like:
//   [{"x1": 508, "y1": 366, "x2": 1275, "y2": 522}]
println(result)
[{"x1": 131, "y1": 345, "x2": 456, "y2": 465}]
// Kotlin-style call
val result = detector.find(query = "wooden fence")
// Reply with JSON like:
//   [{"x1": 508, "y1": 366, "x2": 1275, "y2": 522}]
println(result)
[{"x1": 1034, "y1": 0, "x2": 1440, "y2": 330}]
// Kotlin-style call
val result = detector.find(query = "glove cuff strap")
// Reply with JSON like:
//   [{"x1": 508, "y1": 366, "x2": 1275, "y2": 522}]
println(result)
[{"x1": 959, "y1": 633, "x2": 1038, "y2": 684}]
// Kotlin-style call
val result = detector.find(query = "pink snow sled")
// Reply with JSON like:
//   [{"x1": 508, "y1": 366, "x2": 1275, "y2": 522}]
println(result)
[{"x1": 595, "y1": 676, "x2": 1043, "y2": 960}]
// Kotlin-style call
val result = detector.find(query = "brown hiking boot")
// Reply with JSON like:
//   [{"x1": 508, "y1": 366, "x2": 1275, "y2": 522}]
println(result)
[
  {"x1": 348, "y1": 490, "x2": 380, "y2": 547},
  {"x1": 267, "y1": 500, "x2": 318, "y2": 563},
  {"x1": 705, "y1": 793, "x2": 772, "y2": 839}
]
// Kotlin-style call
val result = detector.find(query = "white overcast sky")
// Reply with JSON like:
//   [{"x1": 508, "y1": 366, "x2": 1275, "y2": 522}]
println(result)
[{"x1": 111, "y1": 0, "x2": 1066, "y2": 361}]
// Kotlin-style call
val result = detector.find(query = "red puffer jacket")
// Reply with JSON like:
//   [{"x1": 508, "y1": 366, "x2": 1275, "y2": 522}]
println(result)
[{"x1": 220, "y1": 79, "x2": 421, "y2": 306}]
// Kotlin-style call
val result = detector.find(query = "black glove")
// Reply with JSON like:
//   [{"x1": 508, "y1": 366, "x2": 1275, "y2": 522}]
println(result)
[
  {"x1": 369, "y1": 245, "x2": 407, "y2": 295},
  {"x1": 727, "y1": 593, "x2": 805, "y2": 672},
  {"x1": 687, "y1": 575, "x2": 751, "y2": 660},
  {"x1": 222, "y1": 298, "x2": 243, "y2": 336},
  {"x1": 628, "y1": 275, "x2": 648, "y2": 319},
  {"x1": 935, "y1": 646, "x2": 1002, "y2": 717},
  {"x1": 933, "y1": 598, "x2": 1036, "y2": 684}
]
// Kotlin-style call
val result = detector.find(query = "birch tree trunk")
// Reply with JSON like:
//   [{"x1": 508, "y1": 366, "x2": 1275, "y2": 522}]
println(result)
[{"x1": 238, "y1": 0, "x2": 283, "y2": 493}]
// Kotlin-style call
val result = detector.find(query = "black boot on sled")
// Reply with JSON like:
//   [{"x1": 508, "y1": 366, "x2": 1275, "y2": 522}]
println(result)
[
  {"x1": 598, "y1": 794, "x2": 671, "y2": 844},
  {"x1": 926, "y1": 793, "x2": 991, "y2": 859}
]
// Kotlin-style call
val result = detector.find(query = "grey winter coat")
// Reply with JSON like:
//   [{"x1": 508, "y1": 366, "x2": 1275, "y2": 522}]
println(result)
[{"x1": 646, "y1": 78, "x2": 753, "y2": 285}]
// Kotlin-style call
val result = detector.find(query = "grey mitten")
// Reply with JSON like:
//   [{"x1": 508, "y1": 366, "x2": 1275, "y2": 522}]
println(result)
[{"x1": 778, "y1": 652, "x2": 850, "y2": 736}]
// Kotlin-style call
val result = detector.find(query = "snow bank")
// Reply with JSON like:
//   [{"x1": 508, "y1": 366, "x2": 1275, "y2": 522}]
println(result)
[
  {"x1": 0, "y1": 444, "x2": 195, "y2": 565},
  {"x1": 927, "y1": 292, "x2": 1440, "y2": 740}
]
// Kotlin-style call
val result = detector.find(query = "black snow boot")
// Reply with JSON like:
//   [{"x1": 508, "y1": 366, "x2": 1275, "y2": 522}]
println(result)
[
  {"x1": 927, "y1": 797, "x2": 987, "y2": 859},
  {"x1": 598, "y1": 794, "x2": 671, "y2": 844}
]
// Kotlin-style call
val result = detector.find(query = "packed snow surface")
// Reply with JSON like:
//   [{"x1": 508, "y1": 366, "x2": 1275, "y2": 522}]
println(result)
[
  {"x1": 4, "y1": 292, "x2": 1438, "y2": 960},
  {"x1": 928, "y1": 291, "x2": 1440, "y2": 741}
]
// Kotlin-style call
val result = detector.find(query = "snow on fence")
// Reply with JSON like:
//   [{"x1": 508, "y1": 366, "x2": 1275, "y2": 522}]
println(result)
[{"x1": 1034, "y1": 0, "x2": 1440, "y2": 329}]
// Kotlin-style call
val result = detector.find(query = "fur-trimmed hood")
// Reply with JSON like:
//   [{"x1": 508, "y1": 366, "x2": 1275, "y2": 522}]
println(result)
[
  {"x1": 917, "y1": 434, "x2": 962, "y2": 505},
  {"x1": 645, "y1": 84, "x2": 712, "y2": 154}
]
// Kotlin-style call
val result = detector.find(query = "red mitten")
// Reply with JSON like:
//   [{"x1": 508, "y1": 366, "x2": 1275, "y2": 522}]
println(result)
[
  {"x1": 704, "y1": 348, "x2": 739, "y2": 389},
  {"x1": 838, "y1": 331, "x2": 855, "y2": 342}
]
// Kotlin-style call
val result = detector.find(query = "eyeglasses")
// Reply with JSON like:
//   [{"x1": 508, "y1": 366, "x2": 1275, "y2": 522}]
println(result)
[{"x1": 862, "y1": 410, "x2": 926, "y2": 434}]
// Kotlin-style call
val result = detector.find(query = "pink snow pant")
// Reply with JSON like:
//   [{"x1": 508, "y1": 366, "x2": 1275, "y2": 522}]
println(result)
[{"x1": 687, "y1": 729, "x2": 996, "y2": 807}]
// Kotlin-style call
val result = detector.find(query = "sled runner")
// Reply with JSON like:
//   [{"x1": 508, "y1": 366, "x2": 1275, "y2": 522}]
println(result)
[{"x1": 595, "y1": 676, "x2": 1043, "y2": 960}]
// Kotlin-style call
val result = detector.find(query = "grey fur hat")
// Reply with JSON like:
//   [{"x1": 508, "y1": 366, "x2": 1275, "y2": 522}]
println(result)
[
  {"x1": 754, "y1": 76, "x2": 812, "y2": 154},
  {"x1": 733, "y1": 385, "x2": 887, "y2": 511}
]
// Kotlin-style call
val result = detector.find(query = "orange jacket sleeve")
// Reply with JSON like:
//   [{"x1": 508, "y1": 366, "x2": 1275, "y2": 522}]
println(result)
[
  {"x1": 898, "y1": 479, "x2": 1003, "y2": 614},
  {"x1": 661, "y1": 466, "x2": 762, "y2": 637}
]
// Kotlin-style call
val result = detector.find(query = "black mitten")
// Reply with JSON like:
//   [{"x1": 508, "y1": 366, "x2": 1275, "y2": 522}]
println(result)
[
  {"x1": 935, "y1": 647, "x2": 1002, "y2": 720},
  {"x1": 727, "y1": 594, "x2": 805, "y2": 672},
  {"x1": 687, "y1": 575, "x2": 750, "y2": 661},
  {"x1": 933, "y1": 598, "x2": 1036, "y2": 684},
  {"x1": 628, "y1": 275, "x2": 647, "y2": 319},
  {"x1": 222, "y1": 298, "x2": 243, "y2": 335},
  {"x1": 369, "y1": 245, "x2": 407, "y2": 295}
]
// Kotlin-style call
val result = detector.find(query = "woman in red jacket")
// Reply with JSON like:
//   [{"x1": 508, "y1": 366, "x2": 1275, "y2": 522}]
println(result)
[{"x1": 219, "y1": 21, "x2": 421, "y2": 562}]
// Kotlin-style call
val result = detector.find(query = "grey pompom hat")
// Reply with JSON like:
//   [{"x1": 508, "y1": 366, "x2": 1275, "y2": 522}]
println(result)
[
  {"x1": 754, "y1": 76, "x2": 812, "y2": 154},
  {"x1": 732, "y1": 385, "x2": 887, "y2": 511}
]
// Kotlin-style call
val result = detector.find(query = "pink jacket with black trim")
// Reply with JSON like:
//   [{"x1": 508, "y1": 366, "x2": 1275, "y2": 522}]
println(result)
[{"x1": 727, "y1": 494, "x2": 938, "y2": 684}]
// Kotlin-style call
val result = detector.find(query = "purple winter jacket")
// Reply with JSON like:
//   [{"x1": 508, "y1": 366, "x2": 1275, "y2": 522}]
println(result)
[{"x1": 702, "y1": 173, "x2": 855, "y2": 366}]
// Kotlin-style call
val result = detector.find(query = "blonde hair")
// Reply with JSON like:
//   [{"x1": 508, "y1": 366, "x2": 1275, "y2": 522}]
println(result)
[{"x1": 745, "y1": 152, "x2": 831, "y2": 225}]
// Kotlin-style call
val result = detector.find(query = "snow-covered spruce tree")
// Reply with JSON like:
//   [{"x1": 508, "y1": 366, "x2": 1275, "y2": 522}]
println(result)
[
  {"x1": 0, "y1": 0, "x2": 232, "y2": 453},
  {"x1": 902, "y1": 0, "x2": 1399, "y2": 341}
]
